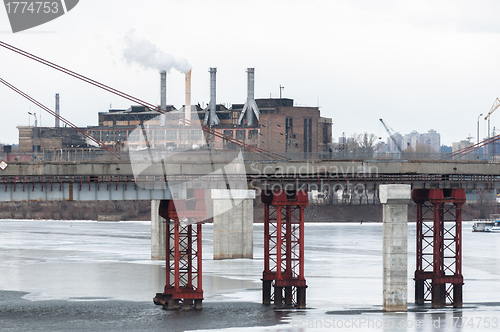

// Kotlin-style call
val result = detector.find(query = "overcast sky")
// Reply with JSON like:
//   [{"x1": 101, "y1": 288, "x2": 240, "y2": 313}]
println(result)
[{"x1": 2, "y1": 0, "x2": 500, "y2": 146}]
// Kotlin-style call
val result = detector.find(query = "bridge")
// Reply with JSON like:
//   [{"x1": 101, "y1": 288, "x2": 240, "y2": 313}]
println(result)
[
  {"x1": 0, "y1": 157, "x2": 495, "y2": 309},
  {"x1": 0, "y1": 158, "x2": 499, "y2": 203}
]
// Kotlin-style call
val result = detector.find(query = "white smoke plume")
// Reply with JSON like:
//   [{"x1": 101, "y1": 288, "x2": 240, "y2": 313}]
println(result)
[{"x1": 123, "y1": 30, "x2": 192, "y2": 73}]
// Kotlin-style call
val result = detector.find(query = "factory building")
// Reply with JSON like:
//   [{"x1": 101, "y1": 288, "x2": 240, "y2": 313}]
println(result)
[
  {"x1": 17, "y1": 126, "x2": 88, "y2": 153},
  {"x1": 87, "y1": 98, "x2": 332, "y2": 158},
  {"x1": 17, "y1": 68, "x2": 333, "y2": 160},
  {"x1": 86, "y1": 68, "x2": 332, "y2": 158}
]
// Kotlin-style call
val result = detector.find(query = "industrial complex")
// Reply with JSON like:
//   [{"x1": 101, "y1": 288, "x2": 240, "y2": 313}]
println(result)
[{"x1": 15, "y1": 68, "x2": 333, "y2": 160}]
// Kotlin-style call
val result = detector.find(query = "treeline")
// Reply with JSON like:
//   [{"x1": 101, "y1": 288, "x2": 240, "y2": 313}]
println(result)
[
  {"x1": 0, "y1": 201, "x2": 151, "y2": 221},
  {"x1": 0, "y1": 199, "x2": 495, "y2": 222}
]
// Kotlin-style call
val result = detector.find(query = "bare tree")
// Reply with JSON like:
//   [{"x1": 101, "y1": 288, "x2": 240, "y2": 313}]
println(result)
[
  {"x1": 347, "y1": 134, "x2": 360, "y2": 153},
  {"x1": 335, "y1": 132, "x2": 382, "y2": 159},
  {"x1": 351, "y1": 132, "x2": 382, "y2": 157},
  {"x1": 357, "y1": 132, "x2": 381, "y2": 152}
]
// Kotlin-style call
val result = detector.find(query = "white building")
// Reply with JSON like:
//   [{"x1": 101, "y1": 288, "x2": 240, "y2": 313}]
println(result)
[
  {"x1": 387, "y1": 129, "x2": 441, "y2": 153},
  {"x1": 387, "y1": 132, "x2": 404, "y2": 153},
  {"x1": 452, "y1": 140, "x2": 473, "y2": 152}
]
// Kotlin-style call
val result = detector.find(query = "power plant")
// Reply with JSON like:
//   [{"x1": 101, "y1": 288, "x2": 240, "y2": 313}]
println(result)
[
  {"x1": 84, "y1": 67, "x2": 333, "y2": 158},
  {"x1": 16, "y1": 68, "x2": 333, "y2": 160}
]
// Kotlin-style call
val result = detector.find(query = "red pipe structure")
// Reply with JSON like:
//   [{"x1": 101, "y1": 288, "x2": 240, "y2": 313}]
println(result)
[
  {"x1": 261, "y1": 190, "x2": 308, "y2": 308},
  {"x1": 153, "y1": 189, "x2": 206, "y2": 310},
  {"x1": 412, "y1": 188, "x2": 465, "y2": 308}
]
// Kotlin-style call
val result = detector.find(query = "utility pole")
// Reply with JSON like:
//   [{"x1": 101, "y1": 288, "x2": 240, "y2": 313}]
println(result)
[
  {"x1": 477, "y1": 113, "x2": 483, "y2": 159},
  {"x1": 477, "y1": 113, "x2": 483, "y2": 145},
  {"x1": 493, "y1": 127, "x2": 497, "y2": 160},
  {"x1": 242, "y1": 114, "x2": 245, "y2": 159}
]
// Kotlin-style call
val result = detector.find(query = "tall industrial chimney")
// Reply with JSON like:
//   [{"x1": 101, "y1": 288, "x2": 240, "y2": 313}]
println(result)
[
  {"x1": 160, "y1": 71, "x2": 167, "y2": 126},
  {"x1": 238, "y1": 68, "x2": 260, "y2": 126},
  {"x1": 185, "y1": 70, "x2": 192, "y2": 125},
  {"x1": 246, "y1": 68, "x2": 255, "y2": 126},
  {"x1": 204, "y1": 67, "x2": 220, "y2": 126},
  {"x1": 55, "y1": 93, "x2": 60, "y2": 127}
]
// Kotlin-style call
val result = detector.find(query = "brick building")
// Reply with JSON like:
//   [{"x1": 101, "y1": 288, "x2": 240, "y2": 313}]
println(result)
[
  {"x1": 17, "y1": 97, "x2": 333, "y2": 160},
  {"x1": 86, "y1": 98, "x2": 332, "y2": 159},
  {"x1": 17, "y1": 126, "x2": 88, "y2": 153},
  {"x1": 230, "y1": 98, "x2": 332, "y2": 158}
]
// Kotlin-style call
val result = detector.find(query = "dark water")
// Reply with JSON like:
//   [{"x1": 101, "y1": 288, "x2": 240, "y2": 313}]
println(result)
[{"x1": 0, "y1": 291, "x2": 287, "y2": 332}]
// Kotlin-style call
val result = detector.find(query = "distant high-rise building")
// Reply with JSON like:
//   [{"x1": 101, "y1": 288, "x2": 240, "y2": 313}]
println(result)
[
  {"x1": 425, "y1": 129, "x2": 441, "y2": 152},
  {"x1": 387, "y1": 132, "x2": 403, "y2": 153},
  {"x1": 386, "y1": 129, "x2": 440, "y2": 153}
]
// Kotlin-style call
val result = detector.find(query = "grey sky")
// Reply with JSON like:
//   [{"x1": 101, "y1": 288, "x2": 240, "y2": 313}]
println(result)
[{"x1": 1, "y1": 0, "x2": 500, "y2": 145}]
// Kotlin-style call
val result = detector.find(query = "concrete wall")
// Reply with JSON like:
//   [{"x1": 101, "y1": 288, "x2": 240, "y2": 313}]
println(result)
[
  {"x1": 380, "y1": 184, "x2": 410, "y2": 312},
  {"x1": 212, "y1": 189, "x2": 255, "y2": 260},
  {"x1": 151, "y1": 199, "x2": 166, "y2": 260},
  {"x1": 6, "y1": 159, "x2": 500, "y2": 178}
]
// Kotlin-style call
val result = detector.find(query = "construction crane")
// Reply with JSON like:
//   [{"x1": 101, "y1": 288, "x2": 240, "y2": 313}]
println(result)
[
  {"x1": 379, "y1": 118, "x2": 404, "y2": 156},
  {"x1": 485, "y1": 98, "x2": 500, "y2": 138}
]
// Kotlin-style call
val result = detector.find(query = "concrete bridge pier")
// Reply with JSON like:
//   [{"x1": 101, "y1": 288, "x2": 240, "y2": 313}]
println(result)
[
  {"x1": 380, "y1": 184, "x2": 411, "y2": 312},
  {"x1": 151, "y1": 199, "x2": 166, "y2": 260},
  {"x1": 211, "y1": 189, "x2": 255, "y2": 260}
]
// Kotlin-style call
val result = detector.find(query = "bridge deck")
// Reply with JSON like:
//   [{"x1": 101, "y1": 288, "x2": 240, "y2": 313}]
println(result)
[{"x1": 0, "y1": 160, "x2": 499, "y2": 201}]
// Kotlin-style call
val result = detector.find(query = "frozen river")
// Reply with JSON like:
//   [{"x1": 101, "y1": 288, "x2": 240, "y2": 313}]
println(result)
[{"x1": 0, "y1": 219, "x2": 499, "y2": 331}]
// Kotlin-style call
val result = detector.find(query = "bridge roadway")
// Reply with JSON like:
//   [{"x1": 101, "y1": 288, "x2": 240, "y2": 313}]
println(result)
[{"x1": 0, "y1": 159, "x2": 499, "y2": 202}]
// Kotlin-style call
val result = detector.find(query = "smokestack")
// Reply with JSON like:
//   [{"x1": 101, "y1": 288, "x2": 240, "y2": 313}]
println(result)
[
  {"x1": 160, "y1": 71, "x2": 167, "y2": 126},
  {"x1": 209, "y1": 68, "x2": 216, "y2": 124},
  {"x1": 185, "y1": 70, "x2": 192, "y2": 125},
  {"x1": 205, "y1": 68, "x2": 220, "y2": 126},
  {"x1": 246, "y1": 68, "x2": 255, "y2": 126},
  {"x1": 238, "y1": 68, "x2": 260, "y2": 126},
  {"x1": 55, "y1": 93, "x2": 60, "y2": 127},
  {"x1": 247, "y1": 68, "x2": 255, "y2": 101}
]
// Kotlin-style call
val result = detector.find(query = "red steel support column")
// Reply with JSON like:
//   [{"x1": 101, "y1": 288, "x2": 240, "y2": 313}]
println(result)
[
  {"x1": 414, "y1": 189, "x2": 425, "y2": 305},
  {"x1": 413, "y1": 189, "x2": 436, "y2": 305},
  {"x1": 262, "y1": 202, "x2": 272, "y2": 304},
  {"x1": 296, "y1": 204, "x2": 306, "y2": 308},
  {"x1": 284, "y1": 206, "x2": 293, "y2": 307},
  {"x1": 413, "y1": 188, "x2": 465, "y2": 308},
  {"x1": 299, "y1": 205, "x2": 305, "y2": 280},
  {"x1": 174, "y1": 219, "x2": 180, "y2": 292},
  {"x1": 262, "y1": 191, "x2": 277, "y2": 305},
  {"x1": 428, "y1": 189, "x2": 465, "y2": 308},
  {"x1": 431, "y1": 196, "x2": 445, "y2": 308},
  {"x1": 453, "y1": 197, "x2": 464, "y2": 307},
  {"x1": 261, "y1": 189, "x2": 308, "y2": 309},
  {"x1": 274, "y1": 205, "x2": 283, "y2": 308},
  {"x1": 195, "y1": 221, "x2": 203, "y2": 310},
  {"x1": 153, "y1": 189, "x2": 206, "y2": 310}
]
